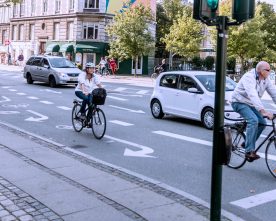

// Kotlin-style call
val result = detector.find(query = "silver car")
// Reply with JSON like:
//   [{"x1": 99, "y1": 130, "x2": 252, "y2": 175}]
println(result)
[{"x1": 24, "y1": 55, "x2": 82, "y2": 87}]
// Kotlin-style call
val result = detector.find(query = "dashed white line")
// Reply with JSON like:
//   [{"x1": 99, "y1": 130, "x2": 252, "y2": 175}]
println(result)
[
  {"x1": 16, "y1": 93, "x2": 26, "y2": 95},
  {"x1": 57, "y1": 106, "x2": 71, "y2": 110},
  {"x1": 27, "y1": 96, "x2": 39, "y2": 100},
  {"x1": 230, "y1": 189, "x2": 276, "y2": 209},
  {"x1": 39, "y1": 101, "x2": 54, "y2": 104},
  {"x1": 107, "y1": 95, "x2": 127, "y2": 101},
  {"x1": 2, "y1": 86, "x2": 11, "y2": 88},
  {"x1": 136, "y1": 90, "x2": 148, "y2": 95},
  {"x1": 8, "y1": 89, "x2": 17, "y2": 92},
  {"x1": 109, "y1": 120, "x2": 134, "y2": 126},
  {"x1": 113, "y1": 87, "x2": 128, "y2": 92}
]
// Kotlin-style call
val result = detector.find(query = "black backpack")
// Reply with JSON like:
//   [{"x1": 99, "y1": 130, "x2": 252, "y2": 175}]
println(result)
[{"x1": 92, "y1": 88, "x2": 107, "y2": 105}]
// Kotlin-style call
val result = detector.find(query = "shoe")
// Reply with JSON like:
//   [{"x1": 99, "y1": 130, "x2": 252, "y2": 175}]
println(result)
[{"x1": 245, "y1": 151, "x2": 260, "y2": 162}]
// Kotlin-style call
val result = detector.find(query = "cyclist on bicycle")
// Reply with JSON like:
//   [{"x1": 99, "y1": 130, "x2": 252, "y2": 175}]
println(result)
[
  {"x1": 75, "y1": 62, "x2": 102, "y2": 120},
  {"x1": 231, "y1": 61, "x2": 276, "y2": 161}
]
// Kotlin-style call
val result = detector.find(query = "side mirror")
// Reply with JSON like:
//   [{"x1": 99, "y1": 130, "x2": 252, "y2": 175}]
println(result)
[
  {"x1": 188, "y1": 87, "x2": 203, "y2": 94},
  {"x1": 43, "y1": 65, "x2": 50, "y2": 69}
]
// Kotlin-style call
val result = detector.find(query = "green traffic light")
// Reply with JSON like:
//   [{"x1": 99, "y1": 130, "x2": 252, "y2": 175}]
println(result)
[{"x1": 207, "y1": 0, "x2": 219, "y2": 10}]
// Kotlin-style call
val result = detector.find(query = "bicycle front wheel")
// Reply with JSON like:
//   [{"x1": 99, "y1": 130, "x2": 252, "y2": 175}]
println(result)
[
  {"x1": 92, "y1": 108, "x2": 106, "y2": 139},
  {"x1": 227, "y1": 127, "x2": 247, "y2": 169},
  {"x1": 265, "y1": 138, "x2": 276, "y2": 179},
  {"x1": 72, "y1": 104, "x2": 84, "y2": 132}
]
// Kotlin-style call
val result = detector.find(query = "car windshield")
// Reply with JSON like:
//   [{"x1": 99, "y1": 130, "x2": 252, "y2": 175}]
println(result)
[
  {"x1": 195, "y1": 75, "x2": 236, "y2": 92},
  {"x1": 48, "y1": 58, "x2": 76, "y2": 68}
]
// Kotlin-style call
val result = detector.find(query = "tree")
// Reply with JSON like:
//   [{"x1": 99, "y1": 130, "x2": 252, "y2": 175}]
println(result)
[
  {"x1": 162, "y1": 6, "x2": 204, "y2": 59},
  {"x1": 0, "y1": 0, "x2": 21, "y2": 7},
  {"x1": 106, "y1": 2, "x2": 155, "y2": 77}
]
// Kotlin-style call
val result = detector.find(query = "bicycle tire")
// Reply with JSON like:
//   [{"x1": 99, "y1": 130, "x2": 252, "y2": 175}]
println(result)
[
  {"x1": 227, "y1": 127, "x2": 247, "y2": 169},
  {"x1": 92, "y1": 108, "x2": 106, "y2": 139},
  {"x1": 151, "y1": 73, "x2": 158, "y2": 79},
  {"x1": 72, "y1": 104, "x2": 84, "y2": 132},
  {"x1": 265, "y1": 138, "x2": 276, "y2": 179}
]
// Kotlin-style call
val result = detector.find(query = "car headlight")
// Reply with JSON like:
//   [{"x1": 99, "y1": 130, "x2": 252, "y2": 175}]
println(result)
[{"x1": 57, "y1": 72, "x2": 67, "y2": 77}]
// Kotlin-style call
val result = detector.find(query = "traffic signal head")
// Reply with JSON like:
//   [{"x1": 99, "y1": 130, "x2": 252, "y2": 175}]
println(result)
[
  {"x1": 193, "y1": 0, "x2": 219, "y2": 23},
  {"x1": 232, "y1": 0, "x2": 255, "y2": 23}
]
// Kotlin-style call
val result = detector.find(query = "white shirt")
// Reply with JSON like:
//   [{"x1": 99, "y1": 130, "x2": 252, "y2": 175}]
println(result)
[
  {"x1": 231, "y1": 69, "x2": 276, "y2": 110},
  {"x1": 75, "y1": 72, "x2": 100, "y2": 94},
  {"x1": 99, "y1": 60, "x2": 107, "y2": 68}
]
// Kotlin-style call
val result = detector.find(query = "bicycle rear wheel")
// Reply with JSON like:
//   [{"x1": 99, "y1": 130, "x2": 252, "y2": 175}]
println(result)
[
  {"x1": 227, "y1": 127, "x2": 247, "y2": 169},
  {"x1": 92, "y1": 108, "x2": 106, "y2": 139},
  {"x1": 72, "y1": 104, "x2": 84, "y2": 132},
  {"x1": 265, "y1": 139, "x2": 276, "y2": 178}
]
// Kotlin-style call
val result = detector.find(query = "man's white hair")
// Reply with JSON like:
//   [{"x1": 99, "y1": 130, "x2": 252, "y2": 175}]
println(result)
[{"x1": 256, "y1": 61, "x2": 269, "y2": 72}]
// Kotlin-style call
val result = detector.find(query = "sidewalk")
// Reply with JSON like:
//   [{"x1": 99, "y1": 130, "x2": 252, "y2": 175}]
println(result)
[{"x1": 0, "y1": 121, "x2": 243, "y2": 221}]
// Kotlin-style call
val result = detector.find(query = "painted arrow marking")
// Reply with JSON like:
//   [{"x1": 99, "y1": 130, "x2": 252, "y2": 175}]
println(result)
[
  {"x1": 109, "y1": 105, "x2": 145, "y2": 114},
  {"x1": 0, "y1": 96, "x2": 11, "y2": 103},
  {"x1": 105, "y1": 135, "x2": 156, "y2": 158},
  {"x1": 25, "y1": 110, "x2": 48, "y2": 122}
]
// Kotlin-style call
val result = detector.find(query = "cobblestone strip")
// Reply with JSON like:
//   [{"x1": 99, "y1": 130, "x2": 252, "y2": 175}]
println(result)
[
  {"x1": 0, "y1": 177, "x2": 62, "y2": 221},
  {"x1": 0, "y1": 123, "x2": 232, "y2": 221}
]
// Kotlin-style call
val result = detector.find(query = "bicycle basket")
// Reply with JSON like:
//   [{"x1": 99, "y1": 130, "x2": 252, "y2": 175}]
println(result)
[{"x1": 92, "y1": 88, "x2": 107, "y2": 105}]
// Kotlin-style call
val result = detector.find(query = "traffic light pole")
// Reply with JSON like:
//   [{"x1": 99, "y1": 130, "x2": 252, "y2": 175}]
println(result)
[{"x1": 210, "y1": 16, "x2": 228, "y2": 221}]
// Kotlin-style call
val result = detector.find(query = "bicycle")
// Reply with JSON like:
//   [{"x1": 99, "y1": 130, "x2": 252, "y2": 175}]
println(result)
[
  {"x1": 72, "y1": 88, "x2": 107, "y2": 139},
  {"x1": 225, "y1": 111, "x2": 276, "y2": 178}
]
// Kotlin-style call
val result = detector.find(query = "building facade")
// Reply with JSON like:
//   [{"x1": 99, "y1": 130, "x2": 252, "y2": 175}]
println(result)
[{"x1": 0, "y1": 0, "x2": 156, "y2": 75}]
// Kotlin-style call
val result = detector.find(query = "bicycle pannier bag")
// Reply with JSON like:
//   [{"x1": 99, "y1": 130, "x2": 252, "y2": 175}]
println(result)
[{"x1": 92, "y1": 88, "x2": 107, "y2": 105}]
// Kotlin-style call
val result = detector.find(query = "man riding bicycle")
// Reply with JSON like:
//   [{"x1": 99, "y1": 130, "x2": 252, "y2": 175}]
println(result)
[
  {"x1": 231, "y1": 61, "x2": 276, "y2": 161},
  {"x1": 75, "y1": 62, "x2": 102, "y2": 120}
]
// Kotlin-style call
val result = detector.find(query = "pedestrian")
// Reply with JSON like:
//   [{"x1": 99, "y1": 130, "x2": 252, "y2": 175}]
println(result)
[
  {"x1": 231, "y1": 61, "x2": 276, "y2": 162},
  {"x1": 160, "y1": 59, "x2": 167, "y2": 72},
  {"x1": 98, "y1": 57, "x2": 107, "y2": 76},
  {"x1": 17, "y1": 53, "x2": 24, "y2": 66},
  {"x1": 8, "y1": 53, "x2": 11, "y2": 65},
  {"x1": 109, "y1": 57, "x2": 117, "y2": 76}
]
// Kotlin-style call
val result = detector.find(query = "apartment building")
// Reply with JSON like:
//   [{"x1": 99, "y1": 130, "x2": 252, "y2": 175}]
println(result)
[{"x1": 0, "y1": 0, "x2": 156, "y2": 75}]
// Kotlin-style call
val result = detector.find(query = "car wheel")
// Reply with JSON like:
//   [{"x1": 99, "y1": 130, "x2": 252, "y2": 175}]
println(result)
[
  {"x1": 151, "y1": 99, "x2": 164, "y2": 119},
  {"x1": 26, "y1": 73, "x2": 33, "y2": 84},
  {"x1": 49, "y1": 76, "x2": 57, "y2": 88},
  {"x1": 201, "y1": 107, "x2": 214, "y2": 130}
]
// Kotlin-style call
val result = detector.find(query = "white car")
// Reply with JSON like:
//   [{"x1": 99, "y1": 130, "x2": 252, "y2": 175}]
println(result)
[{"x1": 150, "y1": 71, "x2": 236, "y2": 129}]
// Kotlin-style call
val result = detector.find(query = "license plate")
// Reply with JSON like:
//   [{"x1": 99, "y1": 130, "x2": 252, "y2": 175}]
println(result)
[{"x1": 70, "y1": 77, "x2": 77, "y2": 81}]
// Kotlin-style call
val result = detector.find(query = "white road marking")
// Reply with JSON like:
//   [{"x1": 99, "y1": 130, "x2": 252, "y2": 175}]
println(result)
[
  {"x1": 39, "y1": 101, "x2": 54, "y2": 104},
  {"x1": 270, "y1": 104, "x2": 276, "y2": 109},
  {"x1": 231, "y1": 189, "x2": 276, "y2": 209},
  {"x1": 136, "y1": 90, "x2": 148, "y2": 95},
  {"x1": 0, "y1": 111, "x2": 20, "y2": 114},
  {"x1": 111, "y1": 93, "x2": 142, "y2": 97},
  {"x1": 57, "y1": 106, "x2": 71, "y2": 110},
  {"x1": 113, "y1": 87, "x2": 128, "y2": 92},
  {"x1": 11, "y1": 76, "x2": 20, "y2": 78},
  {"x1": 109, "y1": 120, "x2": 134, "y2": 126},
  {"x1": 258, "y1": 152, "x2": 276, "y2": 161},
  {"x1": 27, "y1": 96, "x2": 39, "y2": 100},
  {"x1": 105, "y1": 135, "x2": 156, "y2": 158},
  {"x1": 0, "y1": 96, "x2": 11, "y2": 103},
  {"x1": 40, "y1": 89, "x2": 62, "y2": 94},
  {"x1": 109, "y1": 105, "x2": 145, "y2": 114},
  {"x1": 1, "y1": 86, "x2": 11, "y2": 88},
  {"x1": 107, "y1": 95, "x2": 127, "y2": 101},
  {"x1": 153, "y1": 130, "x2": 212, "y2": 146},
  {"x1": 8, "y1": 89, "x2": 17, "y2": 92},
  {"x1": 16, "y1": 93, "x2": 26, "y2": 95},
  {"x1": 25, "y1": 110, "x2": 48, "y2": 122}
]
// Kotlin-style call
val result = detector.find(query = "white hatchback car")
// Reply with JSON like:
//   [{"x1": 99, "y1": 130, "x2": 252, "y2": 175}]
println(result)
[{"x1": 150, "y1": 71, "x2": 236, "y2": 129}]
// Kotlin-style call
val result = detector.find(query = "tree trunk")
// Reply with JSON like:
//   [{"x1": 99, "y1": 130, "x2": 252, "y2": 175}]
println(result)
[{"x1": 135, "y1": 56, "x2": 138, "y2": 78}]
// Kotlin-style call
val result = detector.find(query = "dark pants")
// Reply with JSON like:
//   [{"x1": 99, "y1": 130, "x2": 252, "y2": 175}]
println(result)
[{"x1": 75, "y1": 91, "x2": 93, "y2": 114}]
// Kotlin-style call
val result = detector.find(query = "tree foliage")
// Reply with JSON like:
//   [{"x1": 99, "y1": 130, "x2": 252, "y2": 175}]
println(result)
[
  {"x1": 0, "y1": 0, "x2": 21, "y2": 6},
  {"x1": 106, "y1": 2, "x2": 155, "y2": 76},
  {"x1": 161, "y1": 6, "x2": 204, "y2": 59}
]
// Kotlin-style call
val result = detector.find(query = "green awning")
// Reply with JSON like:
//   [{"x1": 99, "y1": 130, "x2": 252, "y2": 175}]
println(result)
[
  {"x1": 75, "y1": 44, "x2": 98, "y2": 53},
  {"x1": 46, "y1": 44, "x2": 60, "y2": 53},
  {"x1": 60, "y1": 44, "x2": 74, "y2": 53}
]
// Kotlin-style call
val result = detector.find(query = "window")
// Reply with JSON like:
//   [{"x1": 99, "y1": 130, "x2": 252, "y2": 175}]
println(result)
[
  {"x1": 29, "y1": 24, "x2": 35, "y2": 40},
  {"x1": 31, "y1": 0, "x2": 36, "y2": 15},
  {"x1": 43, "y1": 0, "x2": 48, "y2": 14},
  {"x1": 84, "y1": 0, "x2": 99, "y2": 9},
  {"x1": 2, "y1": 30, "x2": 7, "y2": 45},
  {"x1": 178, "y1": 75, "x2": 198, "y2": 91},
  {"x1": 41, "y1": 58, "x2": 49, "y2": 67},
  {"x1": 31, "y1": 58, "x2": 42, "y2": 66},
  {"x1": 12, "y1": 25, "x2": 17, "y2": 41},
  {"x1": 55, "y1": 0, "x2": 61, "y2": 13},
  {"x1": 13, "y1": 4, "x2": 19, "y2": 17},
  {"x1": 19, "y1": 24, "x2": 24, "y2": 41},
  {"x1": 83, "y1": 23, "x2": 98, "y2": 39},
  {"x1": 69, "y1": 0, "x2": 74, "y2": 10},
  {"x1": 160, "y1": 74, "x2": 179, "y2": 89},
  {"x1": 20, "y1": 0, "x2": 25, "y2": 16},
  {"x1": 53, "y1": 23, "x2": 60, "y2": 40},
  {"x1": 67, "y1": 22, "x2": 74, "y2": 40}
]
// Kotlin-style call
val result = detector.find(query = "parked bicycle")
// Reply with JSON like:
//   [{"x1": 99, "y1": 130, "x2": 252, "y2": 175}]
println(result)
[
  {"x1": 72, "y1": 88, "x2": 107, "y2": 139},
  {"x1": 225, "y1": 111, "x2": 276, "y2": 178}
]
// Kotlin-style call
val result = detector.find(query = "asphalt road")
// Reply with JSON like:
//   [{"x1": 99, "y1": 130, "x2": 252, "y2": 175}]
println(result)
[{"x1": 1, "y1": 70, "x2": 276, "y2": 221}]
